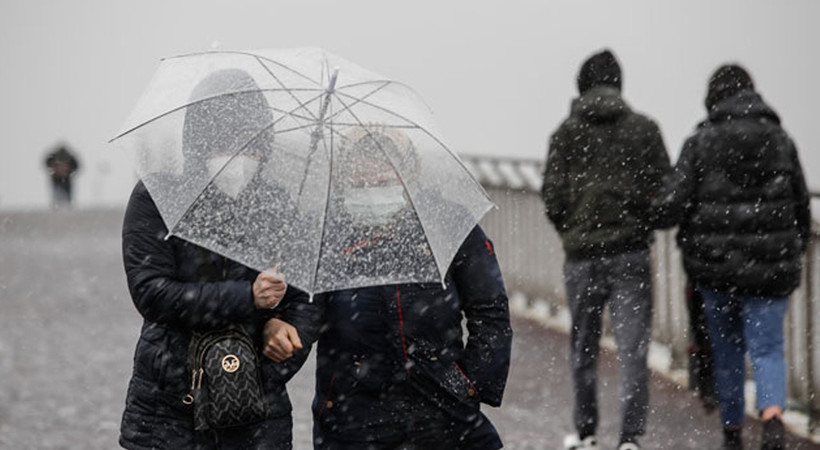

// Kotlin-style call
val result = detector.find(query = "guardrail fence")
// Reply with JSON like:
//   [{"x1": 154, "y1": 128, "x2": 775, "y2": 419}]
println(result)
[{"x1": 461, "y1": 154, "x2": 820, "y2": 433}]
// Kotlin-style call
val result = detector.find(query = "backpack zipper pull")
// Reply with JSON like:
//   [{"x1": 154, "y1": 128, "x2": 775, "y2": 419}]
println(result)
[{"x1": 182, "y1": 369, "x2": 197, "y2": 405}]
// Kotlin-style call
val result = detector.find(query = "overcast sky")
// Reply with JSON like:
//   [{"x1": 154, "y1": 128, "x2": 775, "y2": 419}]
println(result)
[{"x1": 1, "y1": 1, "x2": 818, "y2": 209}]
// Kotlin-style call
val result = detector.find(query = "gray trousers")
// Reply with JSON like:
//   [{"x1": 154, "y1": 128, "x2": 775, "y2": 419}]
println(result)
[{"x1": 564, "y1": 249, "x2": 652, "y2": 440}]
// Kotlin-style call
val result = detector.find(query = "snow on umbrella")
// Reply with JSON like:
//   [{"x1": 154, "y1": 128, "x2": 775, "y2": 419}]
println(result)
[{"x1": 111, "y1": 47, "x2": 492, "y2": 295}]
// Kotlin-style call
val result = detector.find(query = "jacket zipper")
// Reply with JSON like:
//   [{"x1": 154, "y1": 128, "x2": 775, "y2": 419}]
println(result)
[
  {"x1": 395, "y1": 286, "x2": 410, "y2": 374},
  {"x1": 317, "y1": 373, "x2": 337, "y2": 418}
]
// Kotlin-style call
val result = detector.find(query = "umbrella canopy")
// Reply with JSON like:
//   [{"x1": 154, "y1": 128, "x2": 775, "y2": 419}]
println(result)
[{"x1": 111, "y1": 47, "x2": 493, "y2": 295}]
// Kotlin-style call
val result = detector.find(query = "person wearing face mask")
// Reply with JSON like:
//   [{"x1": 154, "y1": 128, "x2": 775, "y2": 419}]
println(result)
[
  {"x1": 311, "y1": 129, "x2": 444, "y2": 289},
  {"x1": 261, "y1": 129, "x2": 513, "y2": 449},
  {"x1": 206, "y1": 152, "x2": 261, "y2": 199},
  {"x1": 341, "y1": 183, "x2": 406, "y2": 227},
  {"x1": 119, "y1": 69, "x2": 310, "y2": 450}
]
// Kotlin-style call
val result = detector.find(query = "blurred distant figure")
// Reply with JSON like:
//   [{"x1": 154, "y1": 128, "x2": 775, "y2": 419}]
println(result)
[
  {"x1": 653, "y1": 64, "x2": 810, "y2": 450},
  {"x1": 44, "y1": 144, "x2": 79, "y2": 209},
  {"x1": 542, "y1": 49, "x2": 671, "y2": 450}
]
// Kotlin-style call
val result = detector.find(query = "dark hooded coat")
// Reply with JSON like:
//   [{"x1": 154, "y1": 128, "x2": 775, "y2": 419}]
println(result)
[
  {"x1": 282, "y1": 226, "x2": 512, "y2": 448},
  {"x1": 119, "y1": 68, "x2": 309, "y2": 449},
  {"x1": 654, "y1": 90, "x2": 810, "y2": 296},
  {"x1": 119, "y1": 182, "x2": 310, "y2": 449},
  {"x1": 542, "y1": 86, "x2": 671, "y2": 259}
]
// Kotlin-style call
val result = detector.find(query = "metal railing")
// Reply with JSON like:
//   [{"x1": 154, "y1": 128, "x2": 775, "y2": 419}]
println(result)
[{"x1": 462, "y1": 154, "x2": 820, "y2": 433}]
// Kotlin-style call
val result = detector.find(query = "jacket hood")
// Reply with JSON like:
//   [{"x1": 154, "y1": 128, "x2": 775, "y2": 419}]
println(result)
[
  {"x1": 707, "y1": 90, "x2": 780, "y2": 125},
  {"x1": 577, "y1": 49, "x2": 622, "y2": 95},
  {"x1": 182, "y1": 69, "x2": 274, "y2": 176},
  {"x1": 705, "y1": 64, "x2": 754, "y2": 111},
  {"x1": 570, "y1": 86, "x2": 628, "y2": 123}
]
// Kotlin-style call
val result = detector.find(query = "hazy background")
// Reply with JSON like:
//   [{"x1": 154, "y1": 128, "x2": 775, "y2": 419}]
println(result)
[{"x1": 1, "y1": 1, "x2": 818, "y2": 210}]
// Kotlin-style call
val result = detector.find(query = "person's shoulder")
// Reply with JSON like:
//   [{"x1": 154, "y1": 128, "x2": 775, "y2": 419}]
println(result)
[
  {"x1": 553, "y1": 115, "x2": 582, "y2": 134},
  {"x1": 126, "y1": 180, "x2": 149, "y2": 203},
  {"x1": 124, "y1": 179, "x2": 162, "y2": 228},
  {"x1": 459, "y1": 225, "x2": 491, "y2": 252},
  {"x1": 622, "y1": 107, "x2": 661, "y2": 130}
]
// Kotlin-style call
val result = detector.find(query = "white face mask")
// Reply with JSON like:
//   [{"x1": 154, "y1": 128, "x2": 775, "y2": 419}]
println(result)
[
  {"x1": 206, "y1": 155, "x2": 260, "y2": 199},
  {"x1": 343, "y1": 185, "x2": 407, "y2": 227}
]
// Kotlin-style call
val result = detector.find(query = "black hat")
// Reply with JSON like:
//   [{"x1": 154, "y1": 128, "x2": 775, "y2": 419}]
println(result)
[
  {"x1": 577, "y1": 49, "x2": 622, "y2": 95},
  {"x1": 705, "y1": 64, "x2": 754, "y2": 110}
]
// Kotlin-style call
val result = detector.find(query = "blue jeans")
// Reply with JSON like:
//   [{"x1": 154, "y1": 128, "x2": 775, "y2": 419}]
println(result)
[{"x1": 700, "y1": 287, "x2": 788, "y2": 427}]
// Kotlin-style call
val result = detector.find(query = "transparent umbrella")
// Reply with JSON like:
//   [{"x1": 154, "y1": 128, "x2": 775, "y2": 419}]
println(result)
[{"x1": 111, "y1": 47, "x2": 493, "y2": 295}]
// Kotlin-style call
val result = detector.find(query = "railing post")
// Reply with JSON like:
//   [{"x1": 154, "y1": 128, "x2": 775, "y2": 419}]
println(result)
[{"x1": 806, "y1": 235, "x2": 819, "y2": 433}]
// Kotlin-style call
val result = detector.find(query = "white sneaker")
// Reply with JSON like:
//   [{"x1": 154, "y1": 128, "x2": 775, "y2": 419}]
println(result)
[
  {"x1": 617, "y1": 443, "x2": 640, "y2": 450},
  {"x1": 562, "y1": 434, "x2": 598, "y2": 450}
]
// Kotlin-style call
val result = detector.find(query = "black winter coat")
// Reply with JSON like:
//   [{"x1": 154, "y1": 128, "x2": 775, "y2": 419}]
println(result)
[
  {"x1": 654, "y1": 90, "x2": 811, "y2": 296},
  {"x1": 542, "y1": 86, "x2": 671, "y2": 259},
  {"x1": 283, "y1": 226, "x2": 512, "y2": 444},
  {"x1": 119, "y1": 181, "x2": 309, "y2": 449}
]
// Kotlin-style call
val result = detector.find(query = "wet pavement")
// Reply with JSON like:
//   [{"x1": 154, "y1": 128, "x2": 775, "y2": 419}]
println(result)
[{"x1": 1, "y1": 209, "x2": 818, "y2": 449}]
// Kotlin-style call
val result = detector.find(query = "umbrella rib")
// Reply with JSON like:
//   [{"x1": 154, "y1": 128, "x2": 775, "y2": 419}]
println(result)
[
  {"x1": 166, "y1": 50, "x2": 325, "y2": 90},
  {"x1": 254, "y1": 56, "x2": 321, "y2": 123},
  {"x1": 334, "y1": 90, "x2": 492, "y2": 205},
  {"x1": 275, "y1": 121, "x2": 349, "y2": 143},
  {"x1": 330, "y1": 92, "x2": 449, "y2": 283},
  {"x1": 111, "y1": 88, "x2": 322, "y2": 142},
  {"x1": 335, "y1": 79, "x2": 436, "y2": 113},
  {"x1": 265, "y1": 92, "x2": 327, "y2": 135},
  {"x1": 165, "y1": 87, "x2": 322, "y2": 234},
  {"x1": 322, "y1": 81, "x2": 391, "y2": 123},
  {"x1": 268, "y1": 107, "x2": 316, "y2": 123},
  {"x1": 165, "y1": 130, "x2": 273, "y2": 235},
  {"x1": 265, "y1": 91, "x2": 328, "y2": 130},
  {"x1": 318, "y1": 123, "x2": 420, "y2": 129}
]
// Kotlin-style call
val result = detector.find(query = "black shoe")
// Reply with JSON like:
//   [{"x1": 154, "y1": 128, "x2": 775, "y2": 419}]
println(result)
[
  {"x1": 761, "y1": 417, "x2": 785, "y2": 450},
  {"x1": 722, "y1": 427, "x2": 742, "y2": 450}
]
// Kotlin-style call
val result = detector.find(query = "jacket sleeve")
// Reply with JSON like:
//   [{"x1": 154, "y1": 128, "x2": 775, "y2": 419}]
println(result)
[
  {"x1": 453, "y1": 226, "x2": 513, "y2": 407},
  {"x1": 787, "y1": 137, "x2": 811, "y2": 251},
  {"x1": 121, "y1": 182, "x2": 257, "y2": 330},
  {"x1": 642, "y1": 120, "x2": 672, "y2": 226},
  {"x1": 260, "y1": 285, "x2": 317, "y2": 382},
  {"x1": 278, "y1": 290, "x2": 327, "y2": 348},
  {"x1": 651, "y1": 134, "x2": 699, "y2": 229},
  {"x1": 542, "y1": 129, "x2": 571, "y2": 230}
]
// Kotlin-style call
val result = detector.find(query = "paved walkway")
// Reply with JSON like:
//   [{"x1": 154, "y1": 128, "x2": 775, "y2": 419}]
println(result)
[{"x1": 1, "y1": 210, "x2": 818, "y2": 449}]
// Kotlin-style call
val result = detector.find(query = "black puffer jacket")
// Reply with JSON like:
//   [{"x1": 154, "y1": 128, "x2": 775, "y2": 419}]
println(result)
[
  {"x1": 283, "y1": 226, "x2": 512, "y2": 445},
  {"x1": 119, "y1": 181, "x2": 309, "y2": 449},
  {"x1": 654, "y1": 90, "x2": 811, "y2": 296},
  {"x1": 542, "y1": 86, "x2": 671, "y2": 259}
]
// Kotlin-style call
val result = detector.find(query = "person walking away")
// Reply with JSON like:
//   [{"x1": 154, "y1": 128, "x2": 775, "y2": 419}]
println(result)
[
  {"x1": 264, "y1": 129, "x2": 513, "y2": 449},
  {"x1": 541, "y1": 49, "x2": 671, "y2": 450},
  {"x1": 44, "y1": 143, "x2": 79, "y2": 209},
  {"x1": 652, "y1": 64, "x2": 810, "y2": 450}
]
